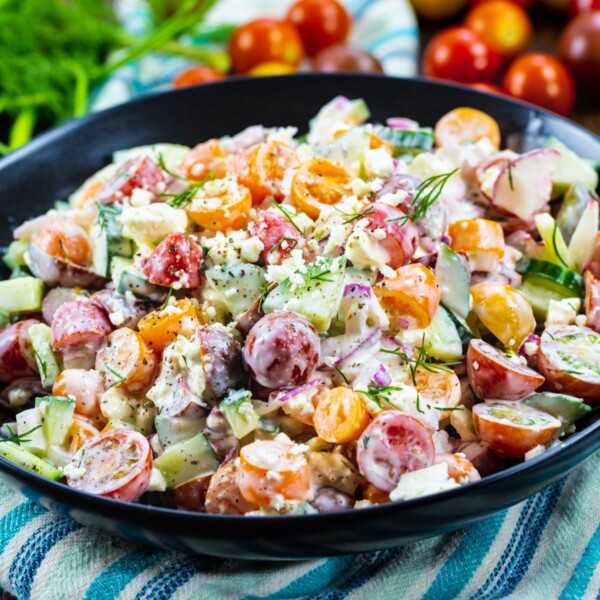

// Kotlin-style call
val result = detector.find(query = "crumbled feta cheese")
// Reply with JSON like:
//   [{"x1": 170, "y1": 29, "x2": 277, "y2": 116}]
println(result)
[
  {"x1": 147, "y1": 467, "x2": 167, "y2": 492},
  {"x1": 524, "y1": 445, "x2": 546, "y2": 461},
  {"x1": 265, "y1": 248, "x2": 306, "y2": 283},
  {"x1": 240, "y1": 236, "x2": 264, "y2": 263},
  {"x1": 575, "y1": 314, "x2": 587, "y2": 327},
  {"x1": 119, "y1": 203, "x2": 187, "y2": 245},
  {"x1": 201, "y1": 230, "x2": 250, "y2": 265},
  {"x1": 108, "y1": 311, "x2": 126, "y2": 327},
  {"x1": 351, "y1": 177, "x2": 383, "y2": 197},
  {"x1": 364, "y1": 148, "x2": 394, "y2": 178},
  {"x1": 523, "y1": 341, "x2": 538, "y2": 356},
  {"x1": 389, "y1": 463, "x2": 460, "y2": 501},
  {"x1": 545, "y1": 298, "x2": 581, "y2": 328},
  {"x1": 266, "y1": 470, "x2": 283, "y2": 483},
  {"x1": 129, "y1": 188, "x2": 154, "y2": 207},
  {"x1": 266, "y1": 126, "x2": 298, "y2": 144},
  {"x1": 344, "y1": 219, "x2": 390, "y2": 270},
  {"x1": 63, "y1": 463, "x2": 86, "y2": 481},
  {"x1": 378, "y1": 189, "x2": 409, "y2": 207}
]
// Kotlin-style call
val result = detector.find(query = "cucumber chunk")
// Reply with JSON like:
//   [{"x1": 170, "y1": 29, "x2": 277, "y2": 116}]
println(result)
[
  {"x1": 436, "y1": 244, "x2": 471, "y2": 320},
  {"x1": 36, "y1": 396, "x2": 75, "y2": 447},
  {"x1": 29, "y1": 323, "x2": 61, "y2": 389},
  {"x1": 424, "y1": 305, "x2": 463, "y2": 362},
  {"x1": 524, "y1": 392, "x2": 590, "y2": 433},
  {"x1": 371, "y1": 126, "x2": 434, "y2": 157},
  {"x1": 155, "y1": 415, "x2": 205, "y2": 450},
  {"x1": 519, "y1": 278, "x2": 572, "y2": 320},
  {"x1": 118, "y1": 271, "x2": 165, "y2": 302},
  {"x1": 3, "y1": 239, "x2": 28, "y2": 270},
  {"x1": 0, "y1": 441, "x2": 63, "y2": 481},
  {"x1": 15, "y1": 407, "x2": 46, "y2": 455},
  {"x1": 534, "y1": 213, "x2": 576, "y2": 272},
  {"x1": 220, "y1": 389, "x2": 260, "y2": 439},
  {"x1": 557, "y1": 182, "x2": 598, "y2": 243},
  {"x1": 516, "y1": 258, "x2": 584, "y2": 296},
  {"x1": 0, "y1": 277, "x2": 44, "y2": 313}
]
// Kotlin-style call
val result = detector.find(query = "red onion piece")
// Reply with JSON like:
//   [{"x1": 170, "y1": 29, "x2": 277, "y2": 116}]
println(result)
[
  {"x1": 320, "y1": 327, "x2": 381, "y2": 369},
  {"x1": 386, "y1": 117, "x2": 419, "y2": 130},
  {"x1": 269, "y1": 379, "x2": 324, "y2": 404}
]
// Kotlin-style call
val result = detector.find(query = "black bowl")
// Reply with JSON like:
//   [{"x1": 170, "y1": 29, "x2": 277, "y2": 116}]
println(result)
[{"x1": 0, "y1": 74, "x2": 598, "y2": 560}]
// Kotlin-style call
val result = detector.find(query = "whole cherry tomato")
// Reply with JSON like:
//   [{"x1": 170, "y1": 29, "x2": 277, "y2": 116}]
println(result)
[
  {"x1": 312, "y1": 46, "x2": 384, "y2": 73},
  {"x1": 287, "y1": 0, "x2": 351, "y2": 56},
  {"x1": 465, "y1": 0, "x2": 532, "y2": 56},
  {"x1": 410, "y1": 0, "x2": 468, "y2": 20},
  {"x1": 172, "y1": 66, "x2": 225, "y2": 88},
  {"x1": 423, "y1": 27, "x2": 503, "y2": 84},
  {"x1": 229, "y1": 19, "x2": 305, "y2": 74},
  {"x1": 502, "y1": 53, "x2": 576, "y2": 116},
  {"x1": 568, "y1": 0, "x2": 600, "y2": 16}
]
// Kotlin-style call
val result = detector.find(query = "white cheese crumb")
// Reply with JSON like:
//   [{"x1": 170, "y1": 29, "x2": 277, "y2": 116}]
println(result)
[
  {"x1": 575, "y1": 314, "x2": 587, "y2": 327},
  {"x1": 119, "y1": 203, "x2": 188, "y2": 245},
  {"x1": 389, "y1": 463, "x2": 460, "y2": 501},
  {"x1": 108, "y1": 311, "x2": 126, "y2": 327},
  {"x1": 240, "y1": 236, "x2": 264, "y2": 263},
  {"x1": 545, "y1": 298, "x2": 581, "y2": 328},
  {"x1": 364, "y1": 148, "x2": 394, "y2": 179},
  {"x1": 147, "y1": 467, "x2": 167, "y2": 492},
  {"x1": 524, "y1": 445, "x2": 546, "y2": 461},
  {"x1": 63, "y1": 463, "x2": 86, "y2": 481}
]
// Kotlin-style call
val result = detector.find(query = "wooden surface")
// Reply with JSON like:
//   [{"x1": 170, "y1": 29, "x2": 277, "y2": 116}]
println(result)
[{"x1": 418, "y1": 5, "x2": 600, "y2": 135}]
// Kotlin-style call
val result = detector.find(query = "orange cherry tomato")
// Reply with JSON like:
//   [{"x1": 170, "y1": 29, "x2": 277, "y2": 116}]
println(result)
[
  {"x1": 172, "y1": 65, "x2": 225, "y2": 89},
  {"x1": 448, "y1": 218, "x2": 505, "y2": 271},
  {"x1": 137, "y1": 298, "x2": 200, "y2": 353},
  {"x1": 411, "y1": 366, "x2": 462, "y2": 419},
  {"x1": 434, "y1": 453, "x2": 480, "y2": 483},
  {"x1": 291, "y1": 158, "x2": 353, "y2": 219},
  {"x1": 229, "y1": 19, "x2": 305, "y2": 74},
  {"x1": 248, "y1": 61, "x2": 297, "y2": 76},
  {"x1": 205, "y1": 462, "x2": 258, "y2": 515},
  {"x1": 361, "y1": 482, "x2": 390, "y2": 504},
  {"x1": 75, "y1": 179, "x2": 104, "y2": 208},
  {"x1": 31, "y1": 221, "x2": 92, "y2": 265},
  {"x1": 53, "y1": 368, "x2": 104, "y2": 424},
  {"x1": 470, "y1": 282, "x2": 535, "y2": 349},
  {"x1": 237, "y1": 141, "x2": 298, "y2": 205},
  {"x1": 313, "y1": 387, "x2": 371, "y2": 443},
  {"x1": 238, "y1": 439, "x2": 311, "y2": 507},
  {"x1": 180, "y1": 139, "x2": 228, "y2": 182},
  {"x1": 369, "y1": 133, "x2": 394, "y2": 155},
  {"x1": 374, "y1": 263, "x2": 441, "y2": 329},
  {"x1": 465, "y1": 1, "x2": 532, "y2": 56},
  {"x1": 68, "y1": 415, "x2": 100, "y2": 453},
  {"x1": 186, "y1": 182, "x2": 252, "y2": 231},
  {"x1": 95, "y1": 328, "x2": 157, "y2": 392},
  {"x1": 435, "y1": 108, "x2": 501, "y2": 149}
]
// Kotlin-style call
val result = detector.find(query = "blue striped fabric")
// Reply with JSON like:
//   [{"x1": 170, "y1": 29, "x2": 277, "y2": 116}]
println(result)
[{"x1": 0, "y1": 451, "x2": 598, "y2": 600}]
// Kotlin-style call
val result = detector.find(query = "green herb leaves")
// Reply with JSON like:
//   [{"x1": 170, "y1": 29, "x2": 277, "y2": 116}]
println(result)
[
  {"x1": 1, "y1": 424, "x2": 42, "y2": 446},
  {"x1": 271, "y1": 201, "x2": 305, "y2": 235}
]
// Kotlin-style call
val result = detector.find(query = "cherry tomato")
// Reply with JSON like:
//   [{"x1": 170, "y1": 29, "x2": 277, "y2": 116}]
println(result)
[
  {"x1": 569, "y1": 0, "x2": 600, "y2": 16},
  {"x1": 0, "y1": 319, "x2": 39, "y2": 382},
  {"x1": 469, "y1": 0, "x2": 533, "y2": 8},
  {"x1": 51, "y1": 301, "x2": 113, "y2": 353},
  {"x1": 287, "y1": 0, "x2": 351, "y2": 56},
  {"x1": 248, "y1": 211, "x2": 306, "y2": 265},
  {"x1": 559, "y1": 12, "x2": 600, "y2": 98},
  {"x1": 95, "y1": 328, "x2": 157, "y2": 392},
  {"x1": 313, "y1": 387, "x2": 371, "y2": 443},
  {"x1": 96, "y1": 156, "x2": 166, "y2": 204},
  {"x1": 465, "y1": 1, "x2": 532, "y2": 56},
  {"x1": 423, "y1": 27, "x2": 503, "y2": 84},
  {"x1": 312, "y1": 46, "x2": 384, "y2": 73},
  {"x1": 537, "y1": 325, "x2": 600, "y2": 402},
  {"x1": 291, "y1": 158, "x2": 354, "y2": 219},
  {"x1": 53, "y1": 369, "x2": 104, "y2": 423},
  {"x1": 180, "y1": 139, "x2": 228, "y2": 182},
  {"x1": 68, "y1": 415, "x2": 100, "y2": 453},
  {"x1": 173, "y1": 474, "x2": 212, "y2": 512},
  {"x1": 472, "y1": 401, "x2": 561, "y2": 457},
  {"x1": 411, "y1": 366, "x2": 462, "y2": 418},
  {"x1": 467, "y1": 339, "x2": 544, "y2": 400},
  {"x1": 31, "y1": 221, "x2": 92, "y2": 266},
  {"x1": 585, "y1": 271, "x2": 600, "y2": 332},
  {"x1": 229, "y1": 19, "x2": 305, "y2": 74},
  {"x1": 205, "y1": 461, "x2": 258, "y2": 515},
  {"x1": 172, "y1": 65, "x2": 225, "y2": 89},
  {"x1": 357, "y1": 203, "x2": 419, "y2": 269},
  {"x1": 248, "y1": 62, "x2": 297, "y2": 76},
  {"x1": 434, "y1": 453, "x2": 480, "y2": 483},
  {"x1": 186, "y1": 182, "x2": 252, "y2": 231},
  {"x1": 243, "y1": 312, "x2": 320, "y2": 389},
  {"x1": 410, "y1": 0, "x2": 468, "y2": 20},
  {"x1": 66, "y1": 429, "x2": 152, "y2": 501},
  {"x1": 448, "y1": 218, "x2": 505, "y2": 271},
  {"x1": 238, "y1": 439, "x2": 311, "y2": 506},
  {"x1": 361, "y1": 482, "x2": 390, "y2": 504},
  {"x1": 435, "y1": 108, "x2": 501, "y2": 149},
  {"x1": 538, "y1": 0, "x2": 569, "y2": 9},
  {"x1": 502, "y1": 53, "x2": 576, "y2": 117},
  {"x1": 356, "y1": 411, "x2": 435, "y2": 492},
  {"x1": 143, "y1": 232, "x2": 203, "y2": 289},
  {"x1": 374, "y1": 263, "x2": 441, "y2": 329},
  {"x1": 470, "y1": 283, "x2": 535, "y2": 348}
]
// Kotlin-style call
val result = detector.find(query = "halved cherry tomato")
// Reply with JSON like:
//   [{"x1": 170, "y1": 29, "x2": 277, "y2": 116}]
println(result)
[
  {"x1": 74, "y1": 179, "x2": 104, "y2": 208},
  {"x1": 229, "y1": 19, "x2": 305, "y2": 74},
  {"x1": 361, "y1": 482, "x2": 390, "y2": 504},
  {"x1": 237, "y1": 141, "x2": 298, "y2": 205},
  {"x1": 537, "y1": 325, "x2": 600, "y2": 402},
  {"x1": 205, "y1": 461, "x2": 258, "y2": 515},
  {"x1": 248, "y1": 211, "x2": 305, "y2": 265},
  {"x1": 31, "y1": 221, "x2": 92, "y2": 266},
  {"x1": 68, "y1": 415, "x2": 100, "y2": 453},
  {"x1": 411, "y1": 366, "x2": 462, "y2": 419},
  {"x1": 374, "y1": 264, "x2": 441, "y2": 329},
  {"x1": 472, "y1": 401, "x2": 561, "y2": 457},
  {"x1": 249, "y1": 62, "x2": 297, "y2": 76},
  {"x1": 434, "y1": 453, "x2": 480, "y2": 483},
  {"x1": 186, "y1": 182, "x2": 252, "y2": 231},
  {"x1": 172, "y1": 66, "x2": 225, "y2": 89},
  {"x1": 448, "y1": 218, "x2": 505, "y2": 272},
  {"x1": 313, "y1": 387, "x2": 371, "y2": 443},
  {"x1": 51, "y1": 301, "x2": 113, "y2": 353},
  {"x1": 369, "y1": 134, "x2": 394, "y2": 155},
  {"x1": 0, "y1": 319, "x2": 40, "y2": 382},
  {"x1": 174, "y1": 474, "x2": 212, "y2": 512},
  {"x1": 53, "y1": 368, "x2": 104, "y2": 423},
  {"x1": 470, "y1": 282, "x2": 535, "y2": 348},
  {"x1": 95, "y1": 328, "x2": 157, "y2": 391},
  {"x1": 143, "y1": 232, "x2": 203, "y2": 289},
  {"x1": 356, "y1": 411, "x2": 435, "y2": 492},
  {"x1": 569, "y1": 0, "x2": 600, "y2": 15},
  {"x1": 585, "y1": 271, "x2": 600, "y2": 332},
  {"x1": 467, "y1": 339, "x2": 544, "y2": 400},
  {"x1": 291, "y1": 158, "x2": 353, "y2": 219},
  {"x1": 238, "y1": 439, "x2": 311, "y2": 506},
  {"x1": 180, "y1": 139, "x2": 228, "y2": 182},
  {"x1": 435, "y1": 108, "x2": 501, "y2": 149},
  {"x1": 137, "y1": 298, "x2": 200, "y2": 353},
  {"x1": 66, "y1": 429, "x2": 152, "y2": 501}
]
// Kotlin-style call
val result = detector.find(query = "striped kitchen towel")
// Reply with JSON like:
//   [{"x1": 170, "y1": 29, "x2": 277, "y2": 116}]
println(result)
[{"x1": 0, "y1": 451, "x2": 598, "y2": 600}]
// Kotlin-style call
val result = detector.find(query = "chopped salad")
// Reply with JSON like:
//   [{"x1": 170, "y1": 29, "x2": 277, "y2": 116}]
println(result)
[{"x1": 0, "y1": 97, "x2": 598, "y2": 515}]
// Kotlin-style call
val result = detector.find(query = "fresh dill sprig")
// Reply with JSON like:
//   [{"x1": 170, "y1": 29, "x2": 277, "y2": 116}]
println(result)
[
  {"x1": 507, "y1": 160, "x2": 514, "y2": 191},
  {"x1": 162, "y1": 285, "x2": 174, "y2": 311},
  {"x1": 157, "y1": 153, "x2": 187, "y2": 181},
  {"x1": 271, "y1": 201, "x2": 305, "y2": 235},
  {"x1": 269, "y1": 237, "x2": 299, "y2": 254},
  {"x1": 335, "y1": 367, "x2": 350, "y2": 385},
  {"x1": 33, "y1": 349, "x2": 47, "y2": 381},
  {"x1": 333, "y1": 205, "x2": 376, "y2": 225},
  {"x1": 1, "y1": 424, "x2": 42, "y2": 446},
  {"x1": 310, "y1": 269, "x2": 334, "y2": 283},
  {"x1": 95, "y1": 202, "x2": 121, "y2": 232},
  {"x1": 104, "y1": 364, "x2": 126, "y2": 387},
  {"x1": 78, "y1": 449, "x2": 86, "y2": 469},
  {"x1": 357, "y1": 381, "x2": 406, "y2": 405},
  {"x1": 160, "y1": 172, "x2": 215, "y2": 209}
]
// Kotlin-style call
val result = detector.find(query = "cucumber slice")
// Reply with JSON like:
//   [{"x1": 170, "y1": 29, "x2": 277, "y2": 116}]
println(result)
[
  {"x1": 15, "y1": 407, "x2": 46, "y2": 455},
  {"x1": 220, "y1": 389, "x2": 260, "y2": 439},
  {"x1": 524, "y1": 392, "x2": 590, "y2": 428},
  {"x1": 0, "y1": 277, "x2": 44, "y2": 313},
  {"x1": 424, "y1": 305, "x2": 463, "y2": 362},
  {"x1": 516, "y1": 258, "x2": 584, "y2": 296},
  {"x1": 29, "y1": 323, "x2": 61, "y2": 389},
  {"x1": 153, "y1": 433, "x2": 219, "y2": 488},
  {"x1": 0, "y1": 441, "x2": 63, "y2": 481},
  {"x1": 155, "y1": 415, "x2": 205, "y2": 450},
  {"x1": 436, "y1": 244, "x2": 471, "y2": 320},
  {"x1": 262, "y1": 256, "x2": 346, "y2": 332},
  {"x1": 35, "y1": 396, "x2": 75, "y2": 447},
  {"x1": 519, "y1": 278, "x2": 572, "y2": 319},
  {"x1": 91, "y1": 225, "x2": 110, "y2": 277},
  {"x1": 534, "y1": 213, "x2": 576, "y2": 272},
  {"x1": 117, "y1": 271, "x2": 165, "y2": 302},
  {"x1": 206, "y1": 264, "x2": 267, "y2": 318},
  {"x1": 557, "y1": 182, "x2": 598, "y2": 243},
  {"x1": 3, "y1": 239, "x2": 28, "y2": 270},
  {"x1": 371, "y1": 126, "x2": 434, "y2": 157}
]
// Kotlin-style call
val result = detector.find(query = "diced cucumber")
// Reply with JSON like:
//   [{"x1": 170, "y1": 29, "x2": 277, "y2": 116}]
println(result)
[
  {"x1": 0, "y1": 441, "x2": 63, "y2": 481},
  {"x1": 316, "y1": 127, "x2": 371, "y2": 174},
  {"x1": 220, "y1": 389, "x2": 260, "y2": 439},
  {"x1": 0, "y1": 277, "x2": 44, "y2": 314},
  {"x1": 93, "y1": 204, "x2": 134, "y2": 276},
  {"x1": 524, "y1": 392, "x2": 590, "y2": 430},
  {"x1": 371, "y1": 126, "x2": 435, "y2": 157},
  {"x1": 569, "y1": 197, "x2": 599, "y2": 274},
  {"x1": 92, "y1": 225, "x2": 110, "y2": 277},
  {"x1": 445, "y1": 308, "x2": 476, "y2": 347},
  {"x1": 16, "y1": 407, "x2": 46, "y2": 455},
  {"x1": 3, "y1": 239, "x2": 28, "y2": 270},
  {"x1": 36, "y1": 396, "x2": 75, "y2": 447},
  {"x1": 519, "y1": 278, "x2": 572, "y2": 320},
  {"x1": 206, "y1": 263, "x2": 267, "y2": 318},
  {"x1": 534, "y1": 213, "x2": 576, "y2": 271},
  {"x1": 424, "y1": 305, "x2": 463, "y2": 362},
  {"x1": 153, "y1": 433, "x2": 219, "y2": 488},
  {"x1": 99, "y1": 388, "x2": 137, "y2": 424},
  {"x1": 557, "y1": 182, "x2": 598, "y2": 243},
  {"x1": 516, "y1": 258, "x2": 584, "y2": 297},
  {"x1": 308, "y1": 97, "x2": 370, "y2": 145},
  {"x1": 155, "y1": 415, "x2": 205, "y2": 450},
  {"x1": 29, "y1": 323, "x2": 61, "y2": 389},
  {"x1": 436, "y1": 244, "x2": 471, "y2": 319},
  {"x1": 45, "y1": 445, "x2": 72, "y2": 468},
  {"x1": 117, "y1": 271, "x2": 165, "y2": 302},
  {"x1": 262, "y1": 256, "x2": 346, "y2": 332}
]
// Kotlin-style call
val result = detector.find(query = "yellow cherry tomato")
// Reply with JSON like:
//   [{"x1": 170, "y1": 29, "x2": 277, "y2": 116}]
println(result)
[
  {"x1": 411, "y1": 366, "x2": 461, "y2": 420},
  {"x1": 249, "y1": 61, "x2": 298, "y2": 76},
  {"x1": 434, "y1": 107, "x2": 501, "y2": 149},
  {"x1": 448, "y1": 218, "x2": 505, "y2": 272},
  {"x1": 186, "y1": 182, "x2": 252, "y2": 231},
  {"x1": 313, "y1": 387, "x2": 371, "y2": 443},
  {"x1": 180, "y1": 139, "x2": 228, "y2": 182}
]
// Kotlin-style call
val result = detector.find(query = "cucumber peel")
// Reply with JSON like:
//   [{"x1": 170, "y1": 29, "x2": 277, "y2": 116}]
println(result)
[{"x1": 0, "y1": 441, "x2": 63, "y2": 481}]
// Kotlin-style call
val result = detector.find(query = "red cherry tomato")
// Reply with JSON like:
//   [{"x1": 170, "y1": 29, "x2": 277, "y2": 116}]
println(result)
[
  {"x1": 143, "y1": 232, "x2": 203, "y2": 288},
  {"x1": 248, "y1": 211, "x2": 305, "y2": 265},
  {"x1": 66, "y1": 429, "x2": 152, "y2": 501},
  {"x1": 0, "y1": 320, "x2": 39, "y2": 382},
  {"x1": 559, "y1": 12, "x2": 600, "y2": 98},
  {"x1": 312, "y1": 45, "x2": 384, "y2": 73},
  {"x1": 502, "y1": 53, "x2": 576, "y2": 116},
  {"x1": 51, "y1": 301, "x2": 113, "y2": 353},
  {"x1": 286, "y1": 0, "x2": 351, "y2": 56},
  {"x1": 568, "y1": 0, "x2": 600, "y2": 16},
  {"x1": 243, "y1": 312, "x2": 320, "y2": 389},
  {"x1": 423, "y1": 27, "x2": 503, "y2": 84},
  {"x1": 205, "y1": 461, "x2": 258, "y2": 515},
  {"x1": 229, "y1": 19, "x2": 305, "y2": 74},
  {"x1": 172, "y1": 65, "x2": 225, "y2": 89}
]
